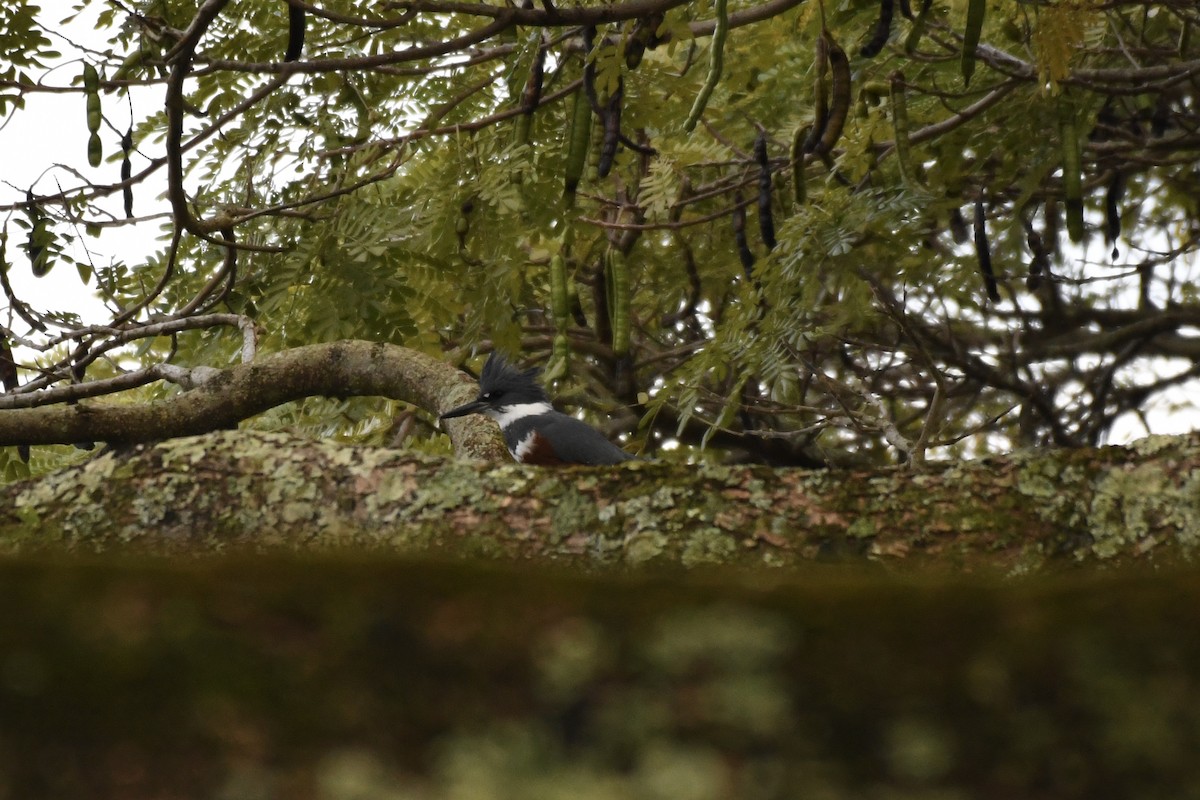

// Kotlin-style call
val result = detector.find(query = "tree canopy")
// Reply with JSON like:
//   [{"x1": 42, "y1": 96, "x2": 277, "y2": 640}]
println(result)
[{"x1": 1, "y1": 0, "x2": 1199, "y2": 474}]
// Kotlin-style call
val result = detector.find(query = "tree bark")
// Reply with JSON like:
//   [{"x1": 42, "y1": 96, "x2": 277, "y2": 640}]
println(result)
[
  {"x1": 3, "y1": 425, "x2": 1198, "y2": 569},
  {"x1": 0, "y1": 340, "x2": 508, "y2": 462}
]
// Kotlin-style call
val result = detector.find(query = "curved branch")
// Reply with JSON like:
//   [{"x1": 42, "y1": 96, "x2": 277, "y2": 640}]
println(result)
[{"x1": 0, "y1": 341, "x2": 507, "y2": 461}]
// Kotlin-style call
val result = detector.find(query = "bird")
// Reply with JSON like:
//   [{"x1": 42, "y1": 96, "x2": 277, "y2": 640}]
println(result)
[{"x1": 440, "y1": 352, "x2": 635, "y2": 465}]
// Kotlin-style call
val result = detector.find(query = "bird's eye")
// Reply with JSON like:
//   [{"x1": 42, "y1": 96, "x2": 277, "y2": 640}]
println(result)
[{"x1": 481, "y1": 391, "x2": 494, "y2": 400}]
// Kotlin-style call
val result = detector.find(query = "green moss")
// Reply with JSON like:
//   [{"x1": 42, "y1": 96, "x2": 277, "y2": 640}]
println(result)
[
  {"x1": 1087, "y1": 463, "x2": 1200, "y2": 560},
  {"x1": 626, "y1": 528, "x2": 670, "y2": 564},
  {"x1": 547, "y1": 488, "x2": 603, "y2": 545},
  {"x1": 680, "y1": 528, "x2": 738, "y2": 567}
]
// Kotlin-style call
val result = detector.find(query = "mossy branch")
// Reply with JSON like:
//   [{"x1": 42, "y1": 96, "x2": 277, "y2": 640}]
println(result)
[
  {"x1": 0, "y1": 340, "x2": 507, "y2": 462},
  {"x1": 5, "y1": 428, "x2": 1200, "y2": 571}
]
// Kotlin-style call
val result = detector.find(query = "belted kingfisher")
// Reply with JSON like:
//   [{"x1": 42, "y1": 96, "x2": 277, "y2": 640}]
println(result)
[{"x1": 440, "y1": 352, "x2": 634, "y2": 465}]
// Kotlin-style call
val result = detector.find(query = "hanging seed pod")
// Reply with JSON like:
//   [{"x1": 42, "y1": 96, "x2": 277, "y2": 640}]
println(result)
[
  {"x1": 860, "y1": 0, "x2": 894, "y2": 58},
  {"x1": 83, "y1": 64, "x2": 100, "y2": 130},
  {"x1": 961, "y1": 0, "x2": 985, "y2": 86},
  {"x1": 791, "y1": 124, "x2": 810, "y2": 205},
  {"x1": 121, "y1": 127, "x2": 134, "y2": 218},
  {"x1": 606, "y1": 248, "x2": 631, "y2": 356},
  {"x1": 24, "y1": 191, "x2": 52, "y2": 277},
  {"x1": 813, "y1": 31, "x2": 851, "y2": 156},
  {"x1": 87, "y1": 133, "x2": 103, "y2": 168},
  {"x1": 82, "y1": 62, "x2": 99, "y2": 95},
  {"x1": 285, "y1": 2, "x2": 306, "y2": 61},
  {"x1": 597, "y1": 82, "x2": 622, "y2": 179},
  {"x1": 514, "y1": 37, "x2": 547, "y2": 145},
  {"x1": 1058, "y1": 95, "x2": 1085, "y2": 243},
  {"x1": 563, "y1": 88, "x2": 592, "y2": 206},
  {"x1": 754, "y1": 131, "x2": 776, "y2": 250},
  {"x1": 804, "y1": 35, "x2": 830, "y2": 152},
  {"x1": 974, "y1": 198, "x2": 1000, "y2": 302},
  {"x1": 83, "y1": 63, "x2": 102, "y2": 167},
  {"x1": 684, "y1": 0, "x2": 728, "y2": 132},
  {"x1": 904, "y1": 0, "x2": 934, "y2": 53}
]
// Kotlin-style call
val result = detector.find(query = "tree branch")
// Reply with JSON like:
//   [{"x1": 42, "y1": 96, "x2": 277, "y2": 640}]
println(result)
[{"x1": 0, "y1": 341, "x2": 506, "y2": 461}]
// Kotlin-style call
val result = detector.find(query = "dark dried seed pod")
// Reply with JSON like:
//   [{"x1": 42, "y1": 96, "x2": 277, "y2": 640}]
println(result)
[
  {"x1": 285, "y1": 2, "x2": 306, "y2": 62},
  {"x1": 974, "y1": 199, "x2": 1000, "y2": 303},
  {"x1": 754, "y1": 131, "x2": 776, "y2": 250},
  {"x1": 860, "y1": 0, "x2": 894, "y2": 58}
]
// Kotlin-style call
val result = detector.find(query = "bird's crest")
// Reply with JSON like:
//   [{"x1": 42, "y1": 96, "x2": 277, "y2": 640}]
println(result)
[{"x1": 478, "y1": 352, "x2": 549, "y2": 404}]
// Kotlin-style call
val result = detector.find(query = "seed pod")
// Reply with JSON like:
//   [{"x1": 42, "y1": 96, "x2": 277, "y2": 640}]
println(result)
[
  {"x1": 121, "y1": 127, "x2": 134, "y2": 218},
  {"x1": 597, "y1": 82, "x2": 622, "y2": 179},
  {"x1": 1104, "y1": 171, "x2": 1125, "y2": 258},
  {"x1": 520, "y1": 38, "x2": 547, "y2": 115},
  {"x1": 904, "y1": 0, "x2": 934, "y2": 53},
  {"x1": 512, "y1": 38, "x2": 539, "y2": 149},
  {"x1": 606, "y1": 248, "x2": 631, "y2": 356},
  {"x1": 24, "y1": 191, "x2": 51, "y2": 278},
  {"x1": 1058, "y1": 95, "x2": 1085, "y2": 243},
  {"x1": 82, "y1": 63, "x2": 99, "y2": 94},
  {"x1": 974, "y1": 199, "x2": 1000, "y2": 302},
  {"x1": 285, "y1": 2, "x2": 305, "y2": 62},
  {"x1": 82, "y1": 62, "x2": 101, "y2": 167},
  {"x1": 585, "y1": 112, "x2": 604, "y2": 183},
  {"x1": 813, "y1": 32, "x2": 851, "y2": 156},
  {"x1": 563, "y1": 88, "x2": 592, "y2": 206},
  {"x1": 860, "y1": 0, "x2": 894, "y2": 58},
  {"x1": 961, "y1": 0, "x2": 985, "y2": 86},
  {"x1": 624, "y1": 12, "x2": 664, "y2": 70},
  {"x1": 684, "y1": 0, "x2": 728, "y2": 132},
  {"x1": 754, "y1": 131, "x2": 776, "y2": 250},
  {"x1": 791, "y1": 124, "x2": 810, "y2": 205},
  {"x1": 87, "y1": 96, "x2": 101, "y2": 130},
  {"x1": 804, "y1": 35, "x2": 830, "y2": 152},
  {"x1": 87, "y1": 132, "x2": 102, "y2": 167}
]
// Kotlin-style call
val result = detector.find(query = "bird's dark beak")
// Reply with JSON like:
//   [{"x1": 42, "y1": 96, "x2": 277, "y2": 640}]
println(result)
[{"x1": 439, "y1": 398, "x2": 488, "y2": 420}]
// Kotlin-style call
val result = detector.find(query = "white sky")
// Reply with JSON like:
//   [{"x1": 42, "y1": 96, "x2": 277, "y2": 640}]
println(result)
[{"x1": 0, "y1": 3, "x2": 156, "y2": 324}]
